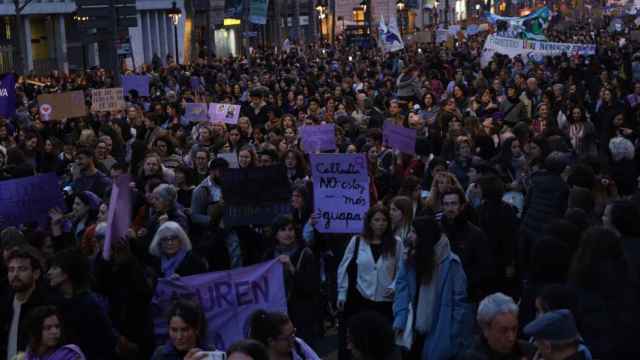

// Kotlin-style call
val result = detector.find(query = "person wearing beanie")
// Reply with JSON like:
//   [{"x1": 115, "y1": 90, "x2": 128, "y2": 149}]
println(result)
[
  {"x1": 262, "y1": 215, "x2": 320, "y2": 344},
  {"x1": 524, "y1": 309, "x2": 585, "y2": 360}
]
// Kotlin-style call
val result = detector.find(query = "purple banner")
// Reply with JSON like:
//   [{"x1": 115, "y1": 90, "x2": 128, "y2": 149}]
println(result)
[
  {"x1": 122, "y1": 75, "x2": 150, "y2": 97},
  {"x1": 0, "y1": 73, "x2": 16, "y2": 118},
  {"x1": 208, "y1": 103, "x2": 241, "y2": 124},
  {"x1": 310, "y1": 154, "x2": 369, "y2": 234},
  {"x1": 104, "y1": 174, "x2": 132, "y2": 260},
  {"x1": 184, "y1": 103, "x2": 209, "y2": 122},
  {"x1": 0, "y1": 173, "x2": 64, "y2": 228},
  {"x1": 190, "y1": 76, "x2": 202, "y2": 91},
  {"x1": 383, "y1": 121, "x2": 416, "y2": 154},
  {"x1": 299, "y1": 124, "x2": 336, "y2": 153},
  {"x1": 151, "y1": 260, "x2": 287, "y2": 350}
]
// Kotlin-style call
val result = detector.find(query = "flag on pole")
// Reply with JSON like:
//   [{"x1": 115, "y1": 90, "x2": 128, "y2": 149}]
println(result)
[{"x1": 379, "y1": 16, "x2": 404, "y2": 53}]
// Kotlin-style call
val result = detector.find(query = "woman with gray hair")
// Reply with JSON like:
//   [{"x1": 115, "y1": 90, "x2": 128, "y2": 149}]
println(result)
[
  {"x1": 148, "y1": 183, "x2": 190, "y2": 235},
  {"x1": 459, "y1": 292, "x2": 535, "y2": 359},
  {"x1": 149, "y1": 221, "x2": 206, "y2": 278}
]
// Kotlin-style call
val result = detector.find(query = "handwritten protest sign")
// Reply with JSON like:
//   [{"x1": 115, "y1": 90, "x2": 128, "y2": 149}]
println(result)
[
  {"x1": 152, "y1": 260, "x2": 287, "y2": 350},
  {"x1": 37, "y1": 91, "x2": 87, "y2": 121},
  {"x1": 0, "y1": 173, "x2": 64, "y2": 228},
  {"x1": 221, "y1": 166, "x2": 290, "y2": 226},
  {"x1": 184, "y1": 103, "x2": 209, "y2": 122},
  {"x1": 91, "y1": 88, "x2": 125, "y2": 112},
  {"x1": 299, "y1": 124, "x2": 336, "y2": 153},
  {"x1": 103, "y1": 174, "x2": 132, "y2": 260},
  {"x1": 208, "y1": 103, "x2": 241, "y2": 124},
  {"x1": 122, "y1": 75, "x2": 150, "y2": 97},
  {"x1": 383, "y1": 121, "x2": 416, "y2": 154},
  {"x1": 310, "y1": 154, "x2": 369, "y2": 233}
]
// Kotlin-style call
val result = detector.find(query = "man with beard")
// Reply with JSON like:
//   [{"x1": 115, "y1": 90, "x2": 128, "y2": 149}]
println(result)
[
  {"x1": 519, "y1": 78, "x2": 543, "y2": 120},
  {"x1": 191, "y1": 157, "x2": 229, "y2": 229},
  {"x1": 500, "y1": 83, "x2": 530, "y2": 126},
  {"x1": 72, "y1": 148, "x2": 112, "y2": 198},
  {"x1": 440, "y1": 187, "x2": 495, "y2": 304},
  {"x1": 0, "y1": 246, "x2": 48, "y2": 360}
]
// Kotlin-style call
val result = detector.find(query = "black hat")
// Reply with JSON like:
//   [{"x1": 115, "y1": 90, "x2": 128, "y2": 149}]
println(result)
[
  {"x1": 523, "y1": 309, "x2": 578, "y2": 342},
  {"x1": 208, "y1": 157, "x2": 230, "y2": 171}
]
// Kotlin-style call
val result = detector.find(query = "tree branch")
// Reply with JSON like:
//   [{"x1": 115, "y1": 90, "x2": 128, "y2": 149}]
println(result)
[{"x1": 17, "y1": 0, "x2": 36, "y2": 14}]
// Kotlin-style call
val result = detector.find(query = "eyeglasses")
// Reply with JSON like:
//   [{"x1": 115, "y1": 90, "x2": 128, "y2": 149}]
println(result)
[
  {"x1": 274, "y1": 328, "x2": 296, "y2": 342},
  {"x1": 160, "y1": 236, "x2": 180, "y2": 244}
]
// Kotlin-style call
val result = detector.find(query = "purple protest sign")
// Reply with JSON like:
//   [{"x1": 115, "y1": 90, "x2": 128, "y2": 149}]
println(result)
[
  {"x1": 190, "y1": 76, "x2": 201, "y2": 91},
  {"x1": 0, "y1": 173, "x2": 64, "y2": 228},
  {"x1": 0, "y1": 73, "x2": 16, "y2": 118},
  {"x1": 310, "y1": 154, "x2": 369, "y2": 233},
  {"x1": 122, "y1": 75, "x2": 150, "y2": 97},
  {"x1": 208, "y1": 103, "x2": 241, "y2": 124},
  {"x1": 383, "y1": 121, "x2": 417, "y2": 154},
  {"x1": 103, "y1": 174, "x2": 132, "y2": 260},
  {"x1": 184, "y1": 103, "x2": 209, "y2": 122},
  {"x1": 299, "y1": 124, "x2": 336, "y2": 153},
  {"x1": 151, "y1": 260, "x2": 287, "y2": 350}
]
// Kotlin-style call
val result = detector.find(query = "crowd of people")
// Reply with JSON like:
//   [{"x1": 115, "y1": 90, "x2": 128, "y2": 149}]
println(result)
[{"x1": 1, "y1": 9, "x2": 640, "y2": 360}]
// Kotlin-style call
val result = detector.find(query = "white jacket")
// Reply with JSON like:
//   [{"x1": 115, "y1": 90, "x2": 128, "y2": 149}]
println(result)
[{"x1": 337, "y1": 235, "x2": 403, "y2": 303}]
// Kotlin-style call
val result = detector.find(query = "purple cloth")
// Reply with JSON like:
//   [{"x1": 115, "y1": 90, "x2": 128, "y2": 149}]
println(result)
[
  {"x1": 151, "y1": 260, "x2": 287, "y2": 350},
  {"x1": 160, "y1": 248, "x2": 188, "y2": 277},
  {"x1": 103, "y1": 174, "x2": 132, "y2": 260},
  {"x1": 0, "y1": 173, "x2": 64, "y2": 228},
  {"x1": 0, "y1": 73, "x2": 16, "y2": 117},
  {"x1": 383, "y1": 121, "x2": 417, "y2": 154},
  {"x1": 25, "y1": 344, "x2": 86, "y2": 360},
  {"x1": 299, "y1": 124, "x2": 336, "y2": 153}
]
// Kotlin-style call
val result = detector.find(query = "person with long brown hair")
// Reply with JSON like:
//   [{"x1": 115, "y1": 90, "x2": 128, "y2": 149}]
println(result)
[{"x1": 336, "y1": 205, "x2": 403, "y2": 360}]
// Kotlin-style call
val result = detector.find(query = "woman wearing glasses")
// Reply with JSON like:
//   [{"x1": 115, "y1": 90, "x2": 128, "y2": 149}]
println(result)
[
  {"x1": 149, "y1": 221, "x2": 207, "y2": 278},
  {"x1": 248, "y1": 310, "x2": 320, "y2": 360}
]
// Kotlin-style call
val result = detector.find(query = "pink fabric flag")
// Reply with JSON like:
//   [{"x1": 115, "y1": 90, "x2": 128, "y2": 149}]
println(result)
[{"x1": 103, "y1": 174, "x2": 132, "y2": 260}]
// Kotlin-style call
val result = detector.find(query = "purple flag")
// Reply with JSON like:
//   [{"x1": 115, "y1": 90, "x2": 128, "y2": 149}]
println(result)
[
  {"x1": 299, "y1": 124, "x2": 336, "y2": 153},
  {"x1": 103, "y1": 174, "x2": 132, "y2": 260},
  {"x1": 383, "y1": 121, "x2": 416, "y2": 154},
  {"x1": 122, "y1": 75, "x2": 150, "y2": 97},
  {"x1": 310, "y1": 154, "x2": 369, "y2": 233},
  {"x1": 0, "y1": 173, "x2": 64, "y2": 228},
  {"x1": 184, "y1": 103, "x2": 209, "y2": 122},
  {"x1": 0, "y1": 73, "x2": 16, "y2": 118},
  {"x1": 151, "y1": 260, "x2": 287, "y2": 350}
]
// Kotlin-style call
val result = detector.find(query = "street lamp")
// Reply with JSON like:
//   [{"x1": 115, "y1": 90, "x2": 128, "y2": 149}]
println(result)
[
  {"x1": 167, "y1": 1, "x2": 182, "y2": 65},
  {"x1": 316, "y1": 1, "x2": 327, "y2": 41},
  {"x1": 73, "y1": 15, "x2": 89, "y2": 70},
  {"x1": 396, "y1": 0, "x2": 405, "y2": 35}
]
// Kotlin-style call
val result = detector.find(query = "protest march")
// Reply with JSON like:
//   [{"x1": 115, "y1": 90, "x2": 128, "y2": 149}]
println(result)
[{"x1": 1, "y1": 4, "x2": 640, "y2": 360}]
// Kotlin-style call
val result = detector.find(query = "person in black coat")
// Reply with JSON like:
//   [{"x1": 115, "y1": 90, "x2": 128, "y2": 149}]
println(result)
[
  {"x1": 47, "y1": 248, "x2": 117, "y2": 360},
  {"x1": 94, "y1": 238, "x2": 155, "y2": 359},
  {"x1": 477, "y1": 175, "x2": 519, "y2": 294},
  {"x1": 568, "y1": 226, "x2": 640, "y2": 360},
  {"x1": 263, "y1": 215, "x2": 320, "y2": 344},
  {"x1": 520, "y1": 152, "x2": 570, "y2": 276},
  {"x1": 0, "y1": 246, "x2": 49, "y2": 359},
  {"x1": 148, "y1": 221, "x2": 207, "y2": 279},
  {"x1": 440, "y1": 186, "x2": 495, "y2": 303}
]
